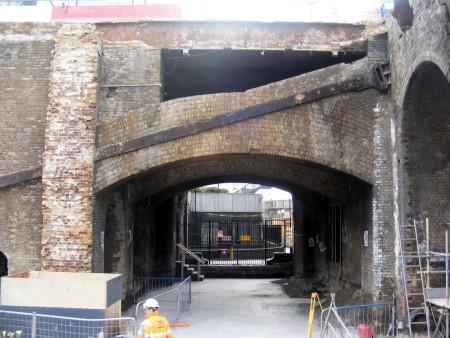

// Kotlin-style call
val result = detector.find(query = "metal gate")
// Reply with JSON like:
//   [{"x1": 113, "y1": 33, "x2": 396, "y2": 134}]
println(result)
[{"x1": 186, "y1": 218, "x2": 291, "y2": 265}]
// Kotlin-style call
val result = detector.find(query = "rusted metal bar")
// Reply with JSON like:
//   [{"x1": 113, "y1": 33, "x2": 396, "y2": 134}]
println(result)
[{"x1": 0, "y1": 165, "x2": 42, "y2": 188}]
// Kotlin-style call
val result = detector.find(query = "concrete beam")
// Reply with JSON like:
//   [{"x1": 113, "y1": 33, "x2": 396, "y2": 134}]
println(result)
[{"x1": 96, "y1": 21, "x2": 367, "y2": 52}]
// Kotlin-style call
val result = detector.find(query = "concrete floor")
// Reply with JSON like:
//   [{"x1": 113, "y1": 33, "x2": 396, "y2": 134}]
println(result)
[{"x1": 168, "y1": 278, "x2": 314, "y2": 337}]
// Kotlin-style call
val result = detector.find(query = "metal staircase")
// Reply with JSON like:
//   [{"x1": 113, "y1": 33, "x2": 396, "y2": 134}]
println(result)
[{"x1": 398, "y1": 220, "x2": 431, "y2": 337}]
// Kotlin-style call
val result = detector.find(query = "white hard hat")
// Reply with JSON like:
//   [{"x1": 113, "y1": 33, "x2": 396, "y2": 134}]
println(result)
[{"x1": 143, "y1": 298, "x2": 159, "y2": 309}]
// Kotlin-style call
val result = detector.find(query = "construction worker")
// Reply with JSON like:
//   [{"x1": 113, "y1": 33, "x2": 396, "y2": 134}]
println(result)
[{"x1": 137, "y1": 298, "x2": 174, "y2": 338}]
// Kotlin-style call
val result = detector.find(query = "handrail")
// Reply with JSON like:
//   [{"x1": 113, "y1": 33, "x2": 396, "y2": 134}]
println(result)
[
  {"x1": 177, "y1": 243, "x2": 206, "y2": 264},
  {"x1": 177, "y1": 243, "x2": 205, "y2": 279}
]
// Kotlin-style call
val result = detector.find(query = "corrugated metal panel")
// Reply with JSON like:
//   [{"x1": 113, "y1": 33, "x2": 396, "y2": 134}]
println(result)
[{"x1": 190, "y1": 193, "x2": 262, "y2": 213}]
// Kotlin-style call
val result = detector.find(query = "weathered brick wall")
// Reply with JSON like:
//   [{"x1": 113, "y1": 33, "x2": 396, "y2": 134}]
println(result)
[
  {"x1": 0, "y1": 14, "x2": 445, "y2": 304},
  {"x1": 41, "y1": 24, "x2": 101, "y2": 272},
  {"x1": 0, "y1": 23, "x2": 57, "y2": 274},
  {"x1": 92, "y1": 195, "x2": 107, "y2": 273},
  {"x1": 95, "y1": 59, "x2": 377, "y2": 193},
  {"x1": 96, "y1": 21, "x2": 366, "y2": 51},
  {"x1": 93, "y1": 188, "x2": 134, "y2": 304},
  {"x1": 0, "y1": 182, "x2": 43, "y2": 273},
  {"x1": 385, "y1": 0, "x2": 449, "y2": 298},
  {"x1": 97, "y1": 41, "x2": 162, "y2": 123},
  {"x1": 386, "y1": 0, "x2": 449, "y2": 107},
  {"x1": 95, "y1": 55, "x2": 392, "y2": 299},
  {"x1": 103, "y1": 190, "x2": 134, "y2": 303},
  {"x1": 342, "y1": 194, "x2": 371, "y2": 286},
  {"x1": 0, "y1": 26, "x2": 55, "y2": 175},
  {"x1": 402, "y1": 64, "x2": 450, "y2": 247},
  {"x1": 362, "y1": 96, "x2": 397, "y2": 299},
  {"x1": 388, "y1": 1, "x2": 449, "y2": 228}
]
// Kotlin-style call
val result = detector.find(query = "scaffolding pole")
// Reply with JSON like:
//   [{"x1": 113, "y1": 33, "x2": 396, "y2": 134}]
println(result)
[{"x1": 424, "y1": 218, "x2": 450, "y2": 338}]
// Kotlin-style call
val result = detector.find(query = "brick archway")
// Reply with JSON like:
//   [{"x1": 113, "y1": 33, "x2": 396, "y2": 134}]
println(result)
[
  {"x1": 94, "y1": 59, "x2": 381, "y2": 194},
  {"x1": 115, "y1": 153, "x2": 371, "y2": 205},
  {"x1": 401, "y1": 61, "x2": 450, "y2": 245},
  {"x1": 91, "y1": 59, "x2": 384, "y2": 299}
]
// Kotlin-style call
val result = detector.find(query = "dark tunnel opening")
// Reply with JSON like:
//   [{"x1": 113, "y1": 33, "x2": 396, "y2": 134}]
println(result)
[{"x1": 161, "y1": 48, "x2": 366, "y2": 101}]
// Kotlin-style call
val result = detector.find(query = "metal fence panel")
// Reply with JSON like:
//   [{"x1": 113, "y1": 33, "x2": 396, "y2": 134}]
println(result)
[
  {"x1": 134, "y1": 277, "x2": 191, "y2": 324},
  {"x1": 320, "y1": 302, "x2": 393, "y2": 337},
  {"x1": 0, "y1": 311, "x2": 136, "y2": 338},
  {"x1": 0, "y1": 277, "x2": 191, "y2": 337},
  {"x1": 133, "y1": 277, "x2": 185, "y2": 302},
  {"x1": 187, "y1": 217, "x2": 291, "y2": 265},
  {"x1": 0, "y1": 311, "x2": 33, "y2": 337}
]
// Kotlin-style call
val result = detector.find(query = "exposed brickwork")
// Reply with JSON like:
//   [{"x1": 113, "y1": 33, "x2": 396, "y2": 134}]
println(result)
[
  {"x1": 0, "y1": 36, "x2": 53, "y2": 175},
  {"x1": 385, "y1": 0, "x2": 450, "y2": 300},
  {"x1": 97, "y1": 41, "x2": 162, "y2": 123},
  {"x1": 93, "y1": 48, "x2": 386, "y2": 301},
  {"x1": 41, "y1": 24, "x2": 101, "y2": 272},
  {"x1": 92, "y1": 195, "x2": 107, "y2": 273},
  {"x1": 0, "y1": 181, "x2": 43, "y2": 273},
  {"x1": 128, "y1": 153, "x2": 364, "y2": 205},
  {"x1": 94, "y1": 189, "x2": 134, "y2": 304},
  {"x1": 0, "y1": 8, "x2": 447, "y2": 304},
  {"x1": 95, "y1": 59, "x2": 377, "y2": 193},
  {"x1": 0, "y1": 23, "x2": 56, "y2": 274},
  {"x1": 386, "y1": 0, "x2": 449, "y2": 107},
  {"x1": 402, "y1": 64, "x2": 450, "y2": 248},
  {"x1": 362, "y1": 96, "x2": 397, "y2": 300},
  {"x1": 342, "y1": 194, "x2": 371, "y2": 286},
  {"x1": 367, "y1": 33, "x2": 389, "y2": 61}
]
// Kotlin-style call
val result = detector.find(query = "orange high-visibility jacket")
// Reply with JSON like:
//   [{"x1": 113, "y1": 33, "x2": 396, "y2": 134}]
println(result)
[{"x1": 137, "y1": 310, "x2": 174, "y2": 338}]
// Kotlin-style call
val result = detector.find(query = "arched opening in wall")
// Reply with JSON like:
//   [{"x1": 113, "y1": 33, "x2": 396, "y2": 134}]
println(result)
[
  {"x1": 161, "y1": 48, "x2": 366, "y2": 101},
  {"x1": 96, "y1": 155, "x2": 370, "y2": 283},
  {"x1": 402, "y1": 62, "x2": 450, "y2": 252},
  {"x1": 96, "y1": 154, "x2": 373, "y2": 307},
  {"x1": 0, "y1": 251, "x2": 8, "y2": 277},
  {"x1": 131, "y1": 180, "x2": 299, "y2": 280}
]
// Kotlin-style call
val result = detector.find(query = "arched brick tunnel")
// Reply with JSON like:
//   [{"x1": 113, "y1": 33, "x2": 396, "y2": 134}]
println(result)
[
  {"x1": 96, "y1": 152, "x2": 373, "y2": 306},
  {"x1": 401, "y1": 61, "x2": 450, "y2": 250},
  {"x1": 93, "y1": 57, "x2": 383, "y2": 303},
  {"x1": 1, "y1": 1, "x2": 447, "y2": 310}
]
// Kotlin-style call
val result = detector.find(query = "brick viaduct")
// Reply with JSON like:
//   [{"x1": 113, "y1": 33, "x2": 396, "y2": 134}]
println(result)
[{"x1": 0, "y1": 0, "x2": 448, "y2": 306}]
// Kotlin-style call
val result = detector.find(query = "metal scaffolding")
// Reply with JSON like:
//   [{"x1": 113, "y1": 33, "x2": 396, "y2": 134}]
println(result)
[
  {"x1": 424, "y1": 219, "x2": 449, "y2": 338},
  {"x1": 399, "y1": 218, "x2": 450, "y2": 337}
]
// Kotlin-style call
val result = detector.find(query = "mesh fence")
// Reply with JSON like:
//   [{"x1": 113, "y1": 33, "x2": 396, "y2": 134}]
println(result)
[
  {"x1": 320, "y1": 302, "x2": 393, "y2": 337},
  {"x1": 132, "y1": 277, "x2": 185, "y2": 302},
  {"x1": 0, "y1": 310, "x2": 136, "y2": 338},
  {"x1": 134, "y1": 277, "x2": 191, "y2": 324},
  {"x1": 1, "y1": 276, "x2": 191, "y2": 337}
]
